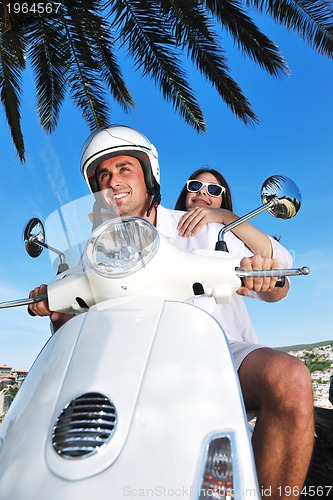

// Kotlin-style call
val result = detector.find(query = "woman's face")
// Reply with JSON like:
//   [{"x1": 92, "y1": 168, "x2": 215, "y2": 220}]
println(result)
[{"x1": 185, "y1": 172, "x2": 223, "y2": 210}]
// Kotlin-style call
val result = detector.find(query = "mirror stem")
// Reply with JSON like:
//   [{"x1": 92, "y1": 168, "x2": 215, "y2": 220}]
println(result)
[
  {"x1": 215, "y1": 198, "x2": 278, "y2": 251},
  {"x1": 29, "y1": 236, "x2": 69, "y2": 272}
]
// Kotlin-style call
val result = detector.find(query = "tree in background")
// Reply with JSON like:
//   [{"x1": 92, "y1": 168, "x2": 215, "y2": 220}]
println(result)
[
  {"x1": 1, "y1": 0, "x2": 333, "y2": 161},
  {"x1": 3, "y1": 384, "x2": 19, "y2": 401}
]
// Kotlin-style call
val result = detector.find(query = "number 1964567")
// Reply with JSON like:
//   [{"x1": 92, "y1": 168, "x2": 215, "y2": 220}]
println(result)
[{"x1": 6, "y1": 3, "x2": 62, "y2": 14}]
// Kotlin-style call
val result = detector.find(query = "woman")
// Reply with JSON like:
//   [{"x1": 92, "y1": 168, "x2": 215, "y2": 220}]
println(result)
[
  {"x1": 174, "y1": 168, "x2": 273, "y2": 257},
  {"x1": 173, "y1": 167, "x2": 287, "y2": 344}
]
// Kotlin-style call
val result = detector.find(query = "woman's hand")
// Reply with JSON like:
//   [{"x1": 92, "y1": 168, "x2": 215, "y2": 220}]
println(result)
[{"x1": 177, "y1": 207, "x2": 227, "y2": 237}]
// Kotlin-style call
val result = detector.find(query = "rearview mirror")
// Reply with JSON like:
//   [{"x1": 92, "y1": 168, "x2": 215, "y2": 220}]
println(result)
[
  {"x1": 23, "y1": 218, "x2": 45, "y2": 258},
  {"x1": 261, "y1": 175, "x2": 301, "y2": 219}
]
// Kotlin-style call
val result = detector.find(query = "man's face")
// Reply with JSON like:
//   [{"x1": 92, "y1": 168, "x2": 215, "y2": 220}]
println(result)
[{"x1": 95, "y1": 155, "x2": 151, "y2": 217}]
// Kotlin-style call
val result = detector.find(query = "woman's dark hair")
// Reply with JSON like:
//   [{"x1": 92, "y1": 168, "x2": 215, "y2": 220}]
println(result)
[{"x1": 174, "y1": 168, "x2": 233, "y2": 211}]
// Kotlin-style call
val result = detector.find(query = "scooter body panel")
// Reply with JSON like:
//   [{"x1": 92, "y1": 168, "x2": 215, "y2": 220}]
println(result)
[{"x1": 0, "y1": 297, "x2": 259, "y2": 499}]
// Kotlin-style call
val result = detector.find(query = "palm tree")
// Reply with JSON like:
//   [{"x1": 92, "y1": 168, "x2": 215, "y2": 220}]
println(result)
[{"x1": 1, "y1": 0, "x2": 333, "y2": 161}]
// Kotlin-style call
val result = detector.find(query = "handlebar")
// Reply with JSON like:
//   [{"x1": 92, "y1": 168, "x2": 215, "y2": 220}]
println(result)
[
  {"x1": 0, "y1": 267, "x2": 310, "y2": 311},
  {"x1": 0, "y1": 294, "x2": 48, "y2": 309},
  {"x1": 236, "y1": 266, "x2": 310, "y2": 279}
]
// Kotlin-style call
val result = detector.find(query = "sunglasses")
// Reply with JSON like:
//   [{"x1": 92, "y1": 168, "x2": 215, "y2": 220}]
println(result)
[{"x1": 186, "y1": 180, "x2": 226, "y2": 198}]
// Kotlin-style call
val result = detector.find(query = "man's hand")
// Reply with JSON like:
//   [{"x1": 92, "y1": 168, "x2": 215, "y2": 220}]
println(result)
[
  {"x1": 236, "y1": 255, "x2": 289, "y2": 302},
  {"x1": 29, "y1": 284, "x2": 52, "y2": 317},
  {"x1": 28, "y1": 284, "x2": 74, "y2": 331}
]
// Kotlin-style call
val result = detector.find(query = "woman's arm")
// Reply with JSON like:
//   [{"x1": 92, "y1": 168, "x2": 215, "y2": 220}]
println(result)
[{"x1": 177, "y1": 207, "x2": 273, "y2": 257}]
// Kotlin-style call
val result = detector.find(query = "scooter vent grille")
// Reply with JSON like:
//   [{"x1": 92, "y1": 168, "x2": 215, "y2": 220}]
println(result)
[{"x1": 52, "y1": 392, "x2": 117, "y2": 459}]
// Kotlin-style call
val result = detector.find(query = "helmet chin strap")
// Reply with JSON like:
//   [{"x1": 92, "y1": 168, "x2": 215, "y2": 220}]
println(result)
[{"x1": 147, "y1": 192, "x2": 161, "y2": 217}]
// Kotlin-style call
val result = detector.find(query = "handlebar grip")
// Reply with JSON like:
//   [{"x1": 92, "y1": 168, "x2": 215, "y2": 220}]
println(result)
[
  {"x1": 27, "y1": 306, "x2": 37, "y2": 317},
  {"x1": 275, "y1": 276, "x2": 286, "y2": 288}
]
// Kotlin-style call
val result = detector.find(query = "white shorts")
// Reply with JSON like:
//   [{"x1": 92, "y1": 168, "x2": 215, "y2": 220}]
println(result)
[{"x1": 230, "y1": 340, "x2": 265, "y2": 371}]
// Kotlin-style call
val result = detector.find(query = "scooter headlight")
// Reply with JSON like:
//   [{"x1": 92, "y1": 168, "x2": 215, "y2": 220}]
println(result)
[{"x1": 85, "y1": 217, "x2": 159, "y2": 278}]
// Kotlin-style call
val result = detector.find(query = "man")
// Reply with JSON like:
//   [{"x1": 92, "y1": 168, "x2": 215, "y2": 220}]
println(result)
[{"x1": 29, "y1": 125, "x2": 314, "y2": 499}]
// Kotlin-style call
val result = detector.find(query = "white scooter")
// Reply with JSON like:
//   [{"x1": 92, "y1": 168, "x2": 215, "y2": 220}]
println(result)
[{"x1": 0, "y1": 176, "x2": 309, "y2": 500}]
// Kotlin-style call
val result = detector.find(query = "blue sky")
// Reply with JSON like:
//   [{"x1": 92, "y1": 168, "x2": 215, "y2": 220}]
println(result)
[{"x1": 0, "y1": 14, "x2": 333, "y2": 370}]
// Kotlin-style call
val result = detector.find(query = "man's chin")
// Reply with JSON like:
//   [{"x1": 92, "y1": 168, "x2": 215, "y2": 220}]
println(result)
[{"x1": 113, "y1": 201, "x2": 130, "y2": 216}]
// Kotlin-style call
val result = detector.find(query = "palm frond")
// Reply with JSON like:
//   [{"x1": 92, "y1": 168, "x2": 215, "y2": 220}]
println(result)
[
  {"x1": 60, "y1": 2, "x2": 111, "y2": 129},
  {"x1": 205, "y1": 0, "x2": 289, "y2": 76},
  {"x1": 1, "y1": 0, "x2": 333, "y2": 162},
  {"x1": 247, "y1": 0, "x2": 333, "y2": 56},
  {"x1": 78, "y1": 6, "x2": 135, "y2": 112},
  {"x1": 27, "y1": 15, "x2": 68, "y2": 132},
  {"x1": 0, "y1": 15, "x2": 26, "y2": 161},
  {"x1": 160, "y1": 0, "x2": 258, "y2": 125},
  {"x1": 108, "y1": 0, "x2": 206, "y2": 131}
]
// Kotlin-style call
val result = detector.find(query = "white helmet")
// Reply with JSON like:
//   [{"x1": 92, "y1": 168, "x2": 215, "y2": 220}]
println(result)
[{"x1": 80, "y1": 125, "x2": 160, "y2": 202}]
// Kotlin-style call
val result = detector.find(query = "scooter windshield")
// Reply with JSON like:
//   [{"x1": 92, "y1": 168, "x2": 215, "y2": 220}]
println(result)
[
  {"x1": 43, "y1": 191, "x2": 159, "y2": 277},
  {"x1": 44, "y1": 192, "x2": 120, "y2": 271}
]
